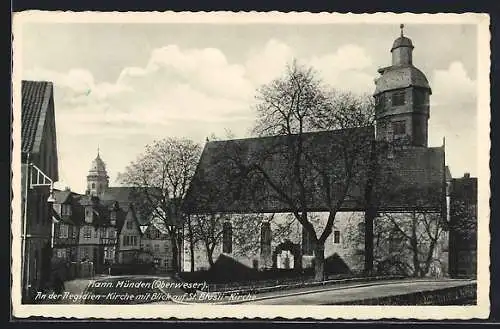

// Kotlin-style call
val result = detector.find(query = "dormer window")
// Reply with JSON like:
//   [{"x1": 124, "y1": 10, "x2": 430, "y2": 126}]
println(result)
[
  {"x1": 391, "y1": 90, "x2": 405, "y2": 106},
  {"x1": 62, "y1": 204, "x2": 72, "y2": 216},
  {"x1": 110, "y1": 210, "x2": 117, "y2": 225},
  {"x1": 85, "y1": 207, "x2": 93, "y2": 223}
]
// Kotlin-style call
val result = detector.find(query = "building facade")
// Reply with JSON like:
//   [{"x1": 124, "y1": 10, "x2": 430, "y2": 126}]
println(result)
[
  {"x1": 51, "y1": 152, "x2": 176, "y2": 275},
  {"x1": 21, "y1": 80, "x2": 60, "y2": 302},
  {"x1": 141, "y1": 219, "x2": 174, "y2": 272},
  {"x1": 448, "y1": 173, "x2": 478, "y2": 278}
]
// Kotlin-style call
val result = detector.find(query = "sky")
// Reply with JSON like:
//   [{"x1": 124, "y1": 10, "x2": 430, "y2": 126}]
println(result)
[{"x1": 19, "y1": 20, "x2": 480, "y2": 193}]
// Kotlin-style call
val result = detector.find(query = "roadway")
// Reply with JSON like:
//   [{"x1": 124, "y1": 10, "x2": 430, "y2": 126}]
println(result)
[
  {"x1": 63, "y1": 275, "x2": 474, "y2": 305},
  {"x1": 237, "y1": 278, "x2": 475, "y2": 305}
]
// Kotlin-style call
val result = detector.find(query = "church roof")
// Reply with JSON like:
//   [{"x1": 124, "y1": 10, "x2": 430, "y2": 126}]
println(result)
[
  {"x1": 391, "y1": 36, "x2": 414, "y2": 51},
  {"x1": 374, "y1": 65, "x2": 431, "y2": 95},
  {"x1": 88, "y1": 153, "x2": 108, "y2": 176},
  {"x1": 183, "y1": 127, "x2": 446, "y2": 214}
]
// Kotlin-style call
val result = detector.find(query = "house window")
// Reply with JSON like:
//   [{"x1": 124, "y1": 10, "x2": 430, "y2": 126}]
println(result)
[
  {"x1": 85, "y1": 207, "x2": 93, "y2": 223},
  {"x1": 82, "y1": 247, "x2": 89, "y2": 259},
  {"x1": 126, "y1": 220, "x2": 133, "y2": 229},
  {"x1": 392, "y1": 120, "x2": 406, "y2": 136},
  {"x1": 57, "y1": 249, "x2": 66, "y2": 258},
  {"x1": 83, "y1": 226, "x2": 92, "y2": 239},
  {"x1": 333, "y1": 230, "x2": 341, "y2": 244},
  {"x1": 94, "y1": 227, "x2": 99, "y2": 238},
  {"x1": 392, "y1": 90, "x2": 405, "y2": 106},
  {"x1": 62, "y1": 204, "x2": 72, "y2": 216},
  {"x1": 110, "y1": 211, "x2": 117, "y2": 223},
  {"x1": 59, "y1": 224, "x2": 69, "y2": 239},
  {"x1": 154, "y1": 244, "x2": 160, "y2": 252},
  {"x1": 72, "y1": 227, "x2": 77, "y2": 238}
]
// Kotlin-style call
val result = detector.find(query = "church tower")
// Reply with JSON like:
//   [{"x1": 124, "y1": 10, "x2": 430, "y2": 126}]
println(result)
[
  {"x1": 86, "y1": 148, "x2": 109, "y2": 197},
  {"x1": 374, "y1": 24, "x2": 432, "y2": 147}
]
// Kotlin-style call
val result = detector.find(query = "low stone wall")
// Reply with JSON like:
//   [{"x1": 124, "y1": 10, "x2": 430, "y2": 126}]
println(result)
[
  {"x1": 205, "y1": 275, "x2": 406, "y2": 294},
  {"x1": 327, "y1": 283, "x2": 477, "y2": 305}
]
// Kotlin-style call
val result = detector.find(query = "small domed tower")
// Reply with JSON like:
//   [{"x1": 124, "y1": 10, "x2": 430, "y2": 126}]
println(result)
[
  {"x1": 86, "y1": 148, "x2": 109, "y2": 197},
  {"x1": 374, "y1": 24, "x2": 432, "y2": 147}
]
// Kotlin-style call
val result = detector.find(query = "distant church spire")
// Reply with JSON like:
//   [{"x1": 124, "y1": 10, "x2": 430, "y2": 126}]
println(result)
[{"x1": 87, "y1": 147, "x2": 109, "y2": 196}]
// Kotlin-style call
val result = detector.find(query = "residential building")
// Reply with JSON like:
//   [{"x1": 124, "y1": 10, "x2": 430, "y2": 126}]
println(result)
[
  {"x1": 140, "y1": 218, "x2": 174, "y2": 272},
  {"x1": 21, "y1": 80, "x2": 59, "y2": 301},
  {"x1": 448, "y1": 173, "x2": 478, "y2": 278}
]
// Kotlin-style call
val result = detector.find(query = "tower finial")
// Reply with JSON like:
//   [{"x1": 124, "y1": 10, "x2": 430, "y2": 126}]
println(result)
[
  {"x1": 97, "y1": 145, "x2": 100, "y2": 157},
  {"x1": 400, "y1": 24, "x2": 404, "y2": 37}
]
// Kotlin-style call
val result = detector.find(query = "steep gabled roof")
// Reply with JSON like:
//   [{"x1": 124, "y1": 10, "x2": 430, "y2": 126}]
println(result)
[
  {"x1": 21, "y1": 80, "x2": 53, "y2": 154},
  {"x1": 183, "y1": 127, "x2": 445, "y2": 214},
  {"x1": 53, "y1": 189, "x2": 72, "y2": 204}
]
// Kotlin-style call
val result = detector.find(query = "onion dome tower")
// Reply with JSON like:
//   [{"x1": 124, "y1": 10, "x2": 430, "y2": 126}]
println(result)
[{"x1": 374, "y1": 24, "x2": 432, "y2": 147}]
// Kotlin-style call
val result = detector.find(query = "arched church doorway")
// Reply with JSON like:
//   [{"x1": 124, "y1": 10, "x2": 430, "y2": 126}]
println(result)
[{"x1": 272, "y1": 239, "x2": 302, "y2": 270}]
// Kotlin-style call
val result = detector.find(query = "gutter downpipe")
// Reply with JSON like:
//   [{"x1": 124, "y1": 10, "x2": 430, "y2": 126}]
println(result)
[{"x1": 21, "y1": 154, "x2": 30, "y2": 301}]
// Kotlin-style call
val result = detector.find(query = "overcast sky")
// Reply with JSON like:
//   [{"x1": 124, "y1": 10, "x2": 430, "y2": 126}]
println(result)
[{"x1": 20, "y1": 20, "x2": 479, "y2": 193}]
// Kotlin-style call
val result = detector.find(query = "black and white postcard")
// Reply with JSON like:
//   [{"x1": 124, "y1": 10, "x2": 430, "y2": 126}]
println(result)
[{"x1": 11, "y1": 11, "x2": 490, "y2": 319}]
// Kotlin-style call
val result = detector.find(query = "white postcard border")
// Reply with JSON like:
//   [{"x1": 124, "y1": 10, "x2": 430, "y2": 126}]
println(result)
[{"x1": 11, "y1": 11, "x2": 491, "y2": 320}]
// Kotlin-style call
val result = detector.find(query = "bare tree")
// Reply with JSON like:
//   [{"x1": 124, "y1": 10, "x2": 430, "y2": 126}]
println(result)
[
  {"x1": 118, "y1": 137, "x2": 202, "y2": 273},
  {"x1": 232, "y1": 61, "x2": 375, "y2": 280}
]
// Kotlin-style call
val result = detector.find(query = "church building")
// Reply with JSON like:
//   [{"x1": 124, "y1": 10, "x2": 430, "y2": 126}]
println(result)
[{"x1": 181, "y1": 25, "x2": 471, "y2": 278}]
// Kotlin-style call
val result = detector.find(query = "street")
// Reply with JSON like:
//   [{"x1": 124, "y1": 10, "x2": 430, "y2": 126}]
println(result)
[
  {"x1": 237, "y1": 279, "x2": 476, "y2": 305},
  {"x1": 66, "y1": 276, "x2": 475, "y2": 305}
]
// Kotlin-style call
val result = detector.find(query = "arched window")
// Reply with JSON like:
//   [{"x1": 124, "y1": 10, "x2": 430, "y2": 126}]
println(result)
[{"x1": 91, "y1": 183, "x2": 95, "y2": 189}]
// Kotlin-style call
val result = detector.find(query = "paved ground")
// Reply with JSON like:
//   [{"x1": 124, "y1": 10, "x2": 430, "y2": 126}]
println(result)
[
  {"x1": 238, "y1": 279, "x2": 475, "y2": 305},
  {"x1": 51, "y1": 275, "x2": 475, "y2": 305},
  {"x1": 63, "y1": 274, "x2": 183, "y2": 304}
]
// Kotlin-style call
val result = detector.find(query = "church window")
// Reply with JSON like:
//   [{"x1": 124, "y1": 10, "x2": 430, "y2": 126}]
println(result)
[
  {"x1": 333, "y1": 230, "x2": 341, "y2": 244},
  {"x1": 413, "y1": 90, "x2": 426, "y2": 105},
  {"x1": 392, "y1": 120, "x2": 406, "y2": 136},
  {"x1": 375, "y1": 95, "x2": 386, "y2": 112},
  {"x1": 91, "y1": 183, "x2": 95, "y2": 189},
  {"x1": 392, "y1": 90, "x2": 406, "y2": 106}
]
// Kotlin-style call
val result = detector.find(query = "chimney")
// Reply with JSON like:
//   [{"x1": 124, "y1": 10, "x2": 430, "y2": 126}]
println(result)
[{"x1": 464, "y1": 172, "x2": 470, "y2": 179}]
